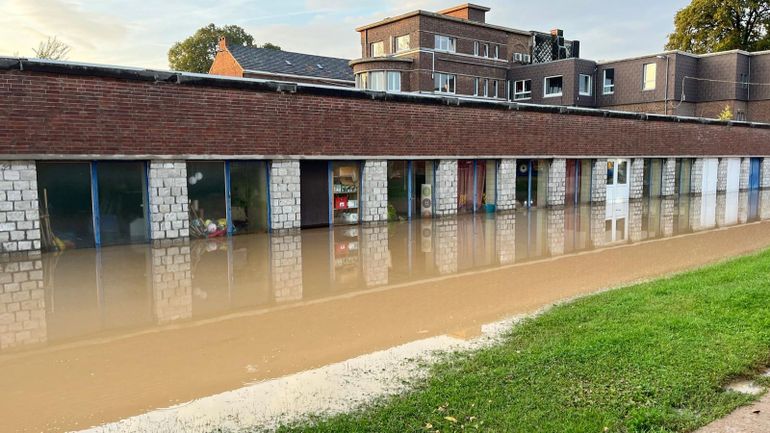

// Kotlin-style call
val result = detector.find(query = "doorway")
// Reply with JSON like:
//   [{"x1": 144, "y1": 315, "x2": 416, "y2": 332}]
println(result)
[
  {"x1": 606, "y1": 159, "x2": 629, "y2": 203},
  {"x1": 300, "y1": 161, "x2": 330, "y2": 228}
]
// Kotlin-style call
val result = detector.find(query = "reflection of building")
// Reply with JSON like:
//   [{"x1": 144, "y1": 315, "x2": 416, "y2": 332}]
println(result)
[{"x1": 0, "y1": 254, "x2": 46, "y2": 350}]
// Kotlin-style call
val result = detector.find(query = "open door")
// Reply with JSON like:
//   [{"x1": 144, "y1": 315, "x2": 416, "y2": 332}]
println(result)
[{"x1": 300, "y1": 161, "x2": 330, "y2": 228}]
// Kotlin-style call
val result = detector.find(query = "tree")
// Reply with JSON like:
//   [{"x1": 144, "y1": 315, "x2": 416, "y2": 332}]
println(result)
[
  {"x1": 168, "y1": 24, "x2": 282, "y2": 73},
  {"x1": 666, "y1": 0, "x2": 770, "y2": 53},
  {"x1": 718, "y1": 104, "x2": 734, "y2": 120},
  {"x1": 33, "y1": 36, "x2": 71, "y2": 60},
  {"x1": 260, "y1": 42, "x2": 282, "y2": 50}
]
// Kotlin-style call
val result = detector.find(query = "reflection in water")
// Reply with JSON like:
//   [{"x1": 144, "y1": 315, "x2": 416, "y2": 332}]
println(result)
[{"x1": 1, "y1": 193, "x2": 770, "y2": 432}]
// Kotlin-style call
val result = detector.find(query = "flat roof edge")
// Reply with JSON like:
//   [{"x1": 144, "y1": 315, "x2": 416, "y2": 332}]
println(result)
[{"x1": 2, "y1": 57, "x2": 770, "y2": 130}]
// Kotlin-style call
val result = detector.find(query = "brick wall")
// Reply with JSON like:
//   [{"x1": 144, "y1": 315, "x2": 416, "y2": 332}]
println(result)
[
  {"x1": 3, "y1": 69, "x2": 770, "y2": 158},
  {"x1": 209, "y1": 49, "x2": 244, "y2": 77},
  {"x1": 0, "y1": 162, "x2": 41, "y2": 252}
]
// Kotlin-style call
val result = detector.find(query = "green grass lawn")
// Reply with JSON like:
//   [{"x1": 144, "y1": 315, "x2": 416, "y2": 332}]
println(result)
[{"x1": 275, "y1": 249, "x2": 770, "y2": 433}]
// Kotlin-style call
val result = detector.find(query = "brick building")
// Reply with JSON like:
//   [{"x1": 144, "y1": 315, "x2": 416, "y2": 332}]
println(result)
[{"x1": 349, "y1": 3, "x2": 770, "y2": 123}]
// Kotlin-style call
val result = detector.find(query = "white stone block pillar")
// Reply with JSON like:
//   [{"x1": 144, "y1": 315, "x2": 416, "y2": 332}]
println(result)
[
  {"x1": 590, "y1": 202, "x2": 607, "y2": 247},
  {"x1": 662, "y1": 158, "x2": 677, "y2": 197},
  {"x1": 434, "y1": 218, "x2": 458, "y2": 274},
  {"x1": 361, "y1": 224, "x2": 389, "y2": 287},
  {"x1": 496, "y1": 159, "x2": 516, "y2": 211},
  {"x1": 148, "y1": 161, "x2": 189, "y2": 240},
  {"x1": 547, "y1": 159, "x2": 567, "y2": 207},
  {"x1": 628, "y1": 200, "x2": 644, "y2": 242},
  {"x1": 361, "y1": 160, "x2": 388, "y2": 223},
  {"x1": 0, "y1": 161, "x2": 41, "y2": 253},
  {"x1": 270, "y1": 231, "x2": 303, "y2": 302},
  {"x1": 716, "y1": 158, "x2": 729, "y2": 193},
  {"x1": 591, "y1": 159, "x2": 607, "y2": 203},
  {"x1": 761, "y1": 158, "x2": 770, "y2": 189},
  {"x1": 629, "y1": 158, "x2": 645, "y2": 200},
  {"x1": 0, "y1": 254, "x2": 46, "y2": 350},
  {"x1": 739, "y1": 158, "x2": 751, "y2": 191},
  {"x1": 761, "y1": 190, "x2": 770, "y2": 220},
  {"x1": 151, "y1": 240, "x2": 192, "y2": 324},
  {"x1": 435, "y1": 160, "x2": 458, "y2": 217},
  {"x1": 690, "y1": 158, "x2": 704, "y2": 195},
  {"x1": 662, "y1": 198, "x2": 675, "y2": 237},
  {"x1": 495, "y1": 212, "x2": 516, "y2": 265},
  {"x1": 269, "y1": 160, "x2": 301, "y2": 230}
]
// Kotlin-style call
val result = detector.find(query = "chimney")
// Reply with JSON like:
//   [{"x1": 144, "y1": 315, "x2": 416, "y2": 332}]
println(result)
[
  {"x1": 437, "y1": 4, "x2": 491, "y2": 23},
  {"x1": 217, "y1": 36, "x2": 227, "y2": 52}
]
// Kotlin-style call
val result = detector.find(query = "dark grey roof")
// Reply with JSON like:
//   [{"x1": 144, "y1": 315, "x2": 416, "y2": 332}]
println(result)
[{"x1": 228, "y1": 45, "x2": 354, "y2": 82}]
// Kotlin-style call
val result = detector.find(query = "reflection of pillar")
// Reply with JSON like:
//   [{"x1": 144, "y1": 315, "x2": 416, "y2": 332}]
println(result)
[
  {"x1": 762, "y1": 158, "x2": 770, "y2": 189},
  {"x1": 629, "y1": 158, "x2": 645, "y2": 200},
  {"x1": 546, "y1": 207, "x2": 565, "y2": 256},
  {"x1": 270, "y1": 232, "x2": 303, "y2": 302},
  {"x1": 435, "y1": 160, "x2": 458, "y2": 217},
  {"x1": 0, "y1": 161, "x2": 41, "y2": 253},
  {"x1": 662, "y1": 158, "x2": 677, "y2": 197},
  {"x1": 628, "y1": 200, "x2": 644, "y2": 242},
  {"x1": 149, "y1": 161, "x2": 190, "y2": 240},
  {"x1": 761, "y1": 190, "x2": 770, "y2": 220},
  {"x1": 591, "y1": 159, "x2": 607, "y2": 203},
  {"x1": 590, "y1": 203, "x2": 607, "y2": 248},
  {"x1": 434, "y1": 217, "x2": 458, "y2": 274},
  {"x1": 690, "y1": 158, "x2": 704, "y2": 195},
  {"x1": 360, "y1": 224, "x2": 389, "y2": 287},
  {"x1": 739, "y1": 191, "x2": 749, "y2": 224},
  {"x1": 495, "y1": 212, "x2": 516, "y2": 265},
  {"x1": 361, "y1": 161, "x2": 388, "y2": 223},
  {"x1": 546, "y1": 159, "x2": 566, "y2": 207},
  {"x1": 740, "y1": 158, "x2": 751, "y2": 191},
  {"x1": 269, "y1": 160, "x2": 301, "y2": 230},
  {"x1": 151, "y1": 239, "x2": 193, "y2": 323},
  {"x1": 661, "y1": 198, "x2": 675, "y2": 237},
  {"x1": 496, "y1": 159, "x2": 517, "y2": 211},
  {"x1": 0, "y1": 253, "x2": 46, "y2": 350},
  {"x1": 689, "y1": 195, "x2": 703, "y2": 231},
  {"x1": 716, "y1": 194, "x2": 727, "y2": 227},
  {"x1": 716, "y1": 158, "x2": 729, "y2": 193}
]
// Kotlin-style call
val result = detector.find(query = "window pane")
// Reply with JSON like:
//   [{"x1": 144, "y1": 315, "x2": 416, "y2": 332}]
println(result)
[
  {"x1": 387, "y1": 71, "x2": 401, "y2": 91},
  {"x1": 371, "y1": 41, "x2": 384, "y2": 57},
  {"x1": 38, "y1": 162, "x2": 94, "y2": 250},
  {"x1": 607, "y1": 161, "x2": 615, "y2": 185},
  {"x1": 230, "y1": 161, "x2": 269, "y2": 234},
  {"x1": 97, "y1": 161, "x2": 148, "y2": 246},
  {"x1": 546, "y1": 76, "x2": 563, "y2": 95},
  {"x1": 603, "y1": 69, "x2": 615, "y2": 94},
  {"x1": 617, "y1": 161, "x2": 628, "y2": 184},
  {"x1": 447, "y1": 37, "x2": 456, "y2": 52},
  {"x1": 187, "y1": 161, "x2": 227, "y2": 239},
  {"x1": 579, "y1": 75, "x2": 591, "y2": 95},
  {"x1": 369, "y1": 71, "x2": 385, "y2": 91},
  {"x1": 395, "y1": 35, "x2": 410, "y2": 52},
  {"x1": 643, "y1": 63, "x2": 656, "y2": 90}
]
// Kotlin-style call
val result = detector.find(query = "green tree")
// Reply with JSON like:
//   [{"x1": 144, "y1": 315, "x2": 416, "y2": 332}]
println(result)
[
  {"x1": 260, "y1": 42, "x2": 282, "y2": 50},
  {"x1": 666, "y1": 0, "x2": 770, "y2": 53},
  {"x1": 718, "y1": 104, "x2": 734, "y2": 120},
  {"x1": 168, "y1": 24, "x2": 260, "y2": 73}
]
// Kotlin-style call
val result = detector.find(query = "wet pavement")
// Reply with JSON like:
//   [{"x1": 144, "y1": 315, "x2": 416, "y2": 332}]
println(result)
[{"x1": 2, "y1": 192, "x2": 770, "y2": 432}]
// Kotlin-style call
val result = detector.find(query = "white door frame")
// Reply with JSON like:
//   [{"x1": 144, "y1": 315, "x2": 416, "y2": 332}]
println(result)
[{"x1": 605, "y1": 158, "x2": 630, "y2": 204}]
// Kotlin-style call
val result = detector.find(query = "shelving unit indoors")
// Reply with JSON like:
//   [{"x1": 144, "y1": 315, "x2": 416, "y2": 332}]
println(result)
[{"x1": 332, "y1": 163, "x2": 360, "y2": 226}]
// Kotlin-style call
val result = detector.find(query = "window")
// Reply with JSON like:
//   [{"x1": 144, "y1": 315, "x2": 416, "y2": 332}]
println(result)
[
  {"x1": 434, "y1": 35, "x2": 456, "y2": 52},
  {"x1": 473, "y1": 77, "x2": 479, "y2": 96},
  {"x1": 740, "y1": 73, "x2": 749, "y2": 90},
  {"x1": 369, "y1": 71, "x2": 386, "y2": 91},
  {"x1": 736, "y1": 110, "x2": 747, "y2": 121},
  {"x1": 355, "y1": 72, "x2": 367, "y2": 89},
  {"x1": 603, "y1": 69, "x2": 615, "y2": 94},
  {"x1": 370, "y1": 41, "x2": 385, "y2": 57},
  {"x1": 483, "y1": 78, "x2": 489, "y2": 97},
  {"x1": 643, "y1": 63, "x2": 656, "y2": 90},
  {"x1": 395, "y1": 35, "x2": 410, "y2": 52},
  {"x1": 434, "y1": 73, "x2": 456, "y2": 93},
  {"x1": 579, "y1": 74, "x2": 592, "y2": 96},
  {"x1": 493, "y1": 80, "x2": 499, "y2": 98},
  {"x1": 494, "y1": 45, "x2": 499, "y2": 59},
  {"x1": 474, "y1": 41, "x2": 480, "y2": 56},
  {"x1": 483, "y1": 43, "x2": 489, "y2": 58},
  {"x1": 387, "y1": 71, "x2": 401, "y2": 92},
  {"x1": 514, "y1": 79, "x2": 532, "y2": 100},
  {"x1": 544, "y1": 76, "x2": 563, "y2": 97}
]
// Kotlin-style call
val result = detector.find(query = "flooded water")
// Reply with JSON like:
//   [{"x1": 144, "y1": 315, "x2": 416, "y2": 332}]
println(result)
[{"x1": 2, "y1": 192, "x2": 770, "y2": 433}]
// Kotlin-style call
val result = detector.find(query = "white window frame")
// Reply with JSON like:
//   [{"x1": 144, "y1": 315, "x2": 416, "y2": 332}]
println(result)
[
  {"x1": 483, "y1": 78, "x2": 489, "y2": 97},
  {"x1": 473, "y1": 41, "x2": 479, "y2": 56},
  {"x1": 544, "y1": 75, "x2": 563, "y2": 98},
  {"x1": 386, "y1": 71, "x2": 401, "y2": 92},
  {"x1": 369, "y1": 71, "x2": 386, "y2": 91},
  {"x1": 434, "y1": 72, "x2": 456, "y2": 94},
  {"x1": 494, "y1": 45, "x2": 499, "y2": 59},
  {"x1": 513, "y1": 79, "x2": 531, "y2": 100},
  {"x1": 370, "y1": 41, "x2": 385, "y2": 57},
  {"x1": 434, "y1": 35, "x2": 456, "y2": 53},
  {"x1": 579, "y1": 74, "x2": 592, "y2": 96},
  {"x1": 473, "y1": 77, "x2": 479, "y2": 96},
  {"x1": 483, "y1": 43, "x2": 489, "y2": 58},
  {"x1": 602, "y1": 69, "x2": 615, "y2": 95},
  {"x1": 643, "y1": 63, "x2": 657, "y2": 91},
  {"x1": 356, "y1": 72, "x2": 368, "y2": 89},
  {"x1": 493, "y1": 80, "x2": 499, "y2": 98},
  {"x1": 395, "y1": 35, "x2": 410, "y2": 53}
]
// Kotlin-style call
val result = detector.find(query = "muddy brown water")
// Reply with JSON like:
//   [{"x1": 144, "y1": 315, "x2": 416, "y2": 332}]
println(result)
[{"x1": 2, "y1": 193, "x2": 770, "y2": 432}]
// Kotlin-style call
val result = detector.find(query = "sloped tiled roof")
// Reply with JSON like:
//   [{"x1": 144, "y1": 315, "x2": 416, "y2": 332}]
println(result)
[{"x1": 228, "y1": 45, "x2": 354, "y2": 82}]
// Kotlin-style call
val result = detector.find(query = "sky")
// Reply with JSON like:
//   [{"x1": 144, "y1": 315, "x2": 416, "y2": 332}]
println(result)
[{"x1": 0, "y1": 0, "x2": 692, "y2": 70}]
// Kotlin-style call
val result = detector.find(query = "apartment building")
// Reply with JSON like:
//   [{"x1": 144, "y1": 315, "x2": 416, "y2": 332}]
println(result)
[{"x1": 351, "y1": 3, "x2": 770, "y2": 123}]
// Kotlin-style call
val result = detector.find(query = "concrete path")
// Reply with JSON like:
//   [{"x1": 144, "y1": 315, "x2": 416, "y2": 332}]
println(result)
[{"x1": 696, "y1": 393, "x2": 770, "y2": 433}]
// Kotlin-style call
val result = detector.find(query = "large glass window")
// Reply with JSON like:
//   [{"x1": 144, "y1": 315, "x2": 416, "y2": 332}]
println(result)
[
  {"x1": 387, "y1": 71, "x2": 401, "y2": 92},
  {"x1": 434, "y1": 73, "x2": 456, "y2": 93},
  {"x1": 434, "y1": 35, "x2": 456, "y2": 52},
  {"x1": 579, "y1": 74, "x2": 592, "y2": 96},
  {"x1": 603, "y1": 69, "x2": 615, "y2": 94},
  {"x1": 458, "y1": 160, "x2": 475, "y2": 213},
  {"x1": 187, "y1": 161, "x2": 227, "y2": 238},
  {"x1": 369, "y1": 71, "x2": 386, "y2": 91},
  {"x1": 355, "y1": 72, "x2": 367, "y2": 89},
  {"x1": 457, "y1": 160, "x2": 497, "y2": 213},
  {"x1": 481, "y1": 160, "x2": 497, "y2": 211},
  {"x1": 38, "y1": 162, "x2": 94, "y2": 250},
  {"x1": 514, "y1": 79, "x2": 532, "y2": 100},
  {"x1": 387, "y1": 161, "x2": 409, "y2": 221},
  {"x1": 544, "y1": 76, "x2": 563, "y2": 97},
  {"x1": 96, "y1": 161, "x2": 148, "y2": 246},
  {"x1": 643, "y1": 63, "x2": 657, "y2": 90},
  {"x1": 230, "y1": 161, "x2": 269, "y2": 234},
  {"x1": 370, "y1": 41, "x2": 385, "y2": 57},
  {"x1": 395, "y1": 35, "x2": 410, "y2": 52}
]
